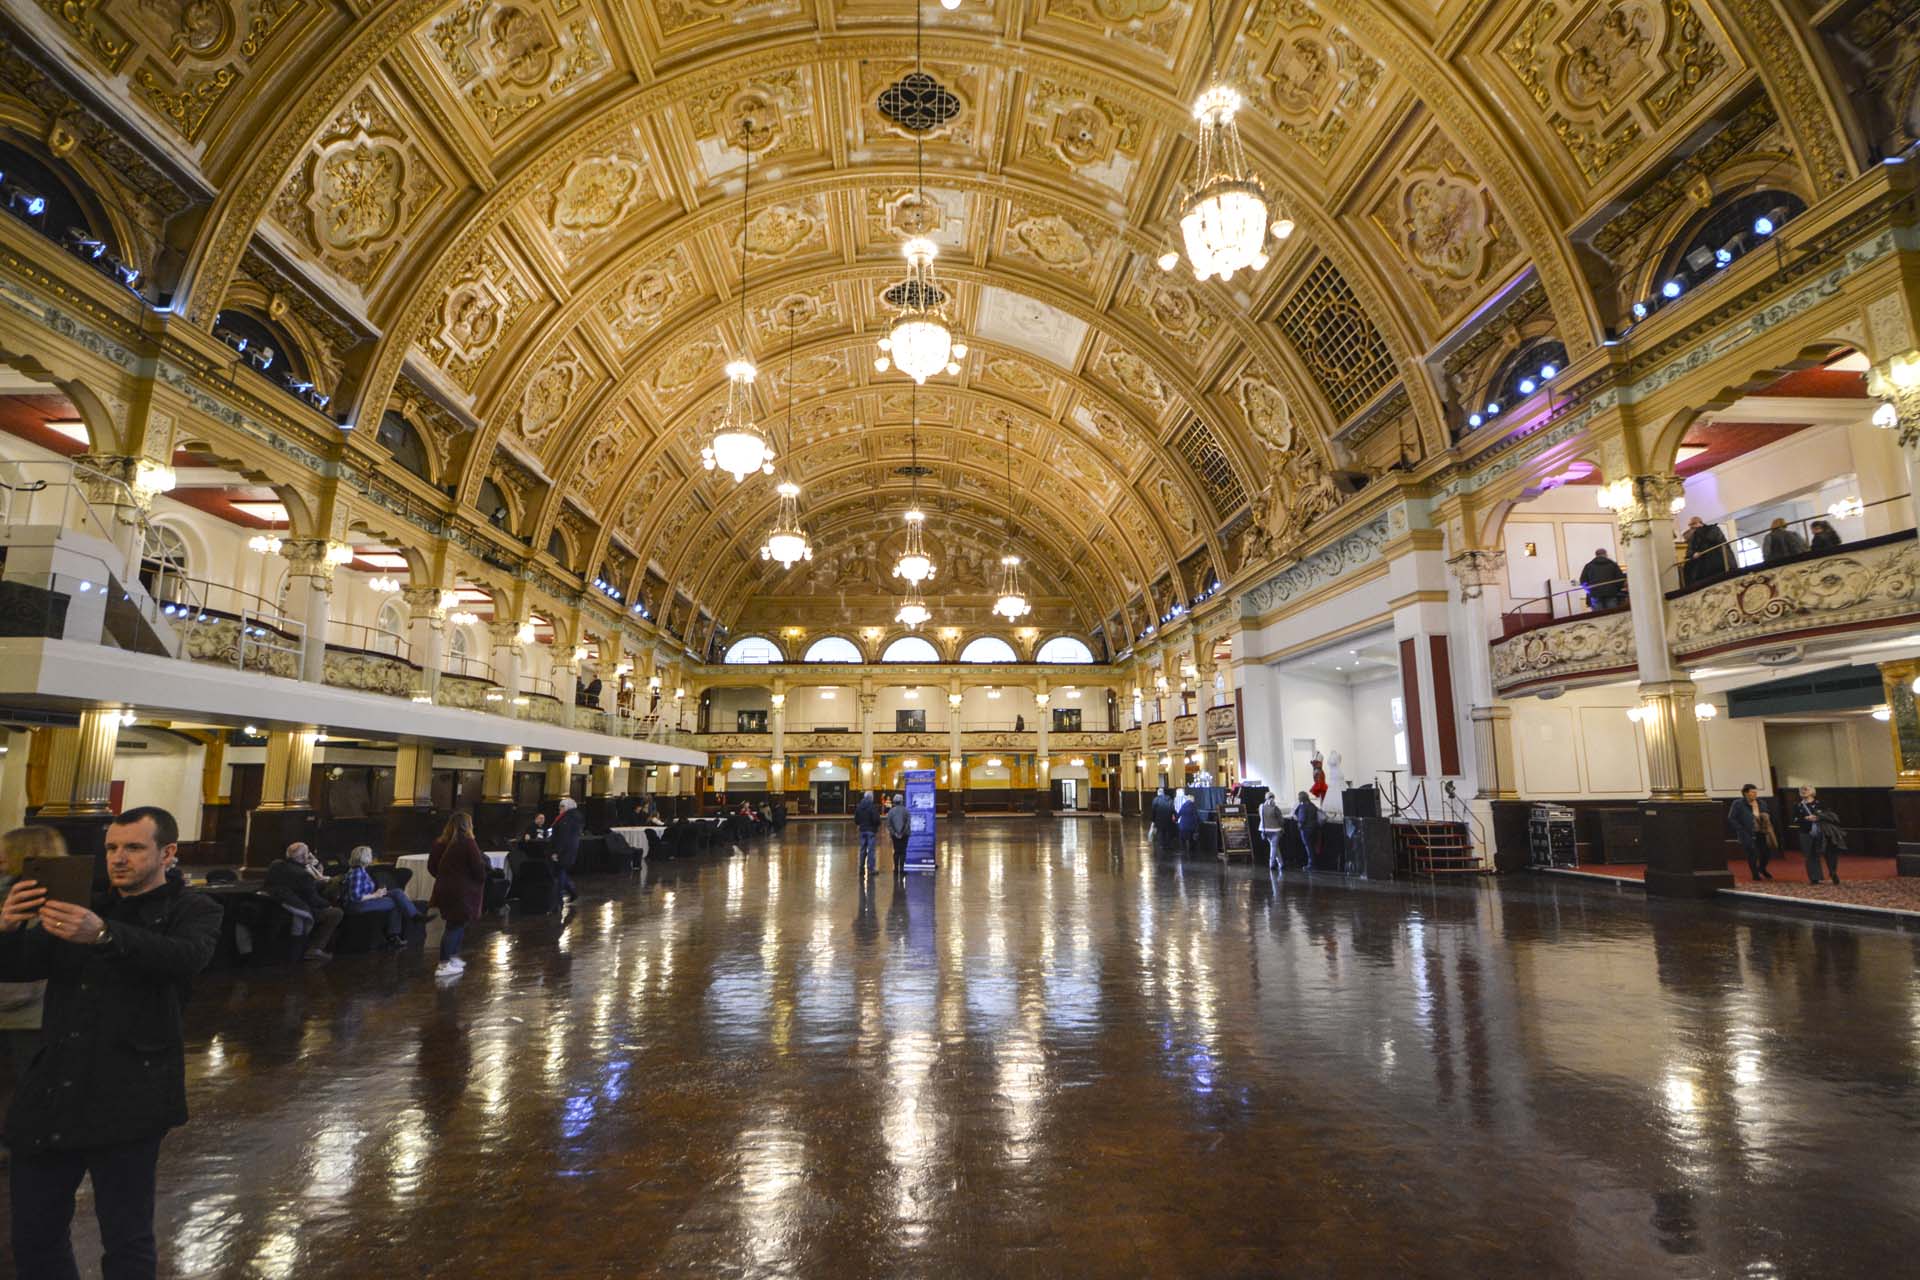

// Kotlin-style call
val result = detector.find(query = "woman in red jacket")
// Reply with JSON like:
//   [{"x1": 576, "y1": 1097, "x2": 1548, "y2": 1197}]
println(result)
[{"x1": 428, "y1": 811, "x2": 488, "y2": 978}]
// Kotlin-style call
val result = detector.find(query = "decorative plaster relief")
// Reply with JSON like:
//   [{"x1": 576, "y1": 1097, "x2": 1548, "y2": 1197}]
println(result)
[
  {"x1": 419, "y1": 241, "x2": 534, "y2": 391},
  {"x1": 421, "y1": 0, "x2": 614, "y2": 139}
]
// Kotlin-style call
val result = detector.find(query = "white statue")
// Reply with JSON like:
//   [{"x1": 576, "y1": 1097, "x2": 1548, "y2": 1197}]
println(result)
[{"x1": 1323, "y1": 750, "x2": 1345, "y2": 818}]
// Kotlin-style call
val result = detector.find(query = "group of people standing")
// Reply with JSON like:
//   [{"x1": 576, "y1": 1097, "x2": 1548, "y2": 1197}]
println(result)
[
  {"x1": 853, "y1": 790, "x2": 913, "y2": 877},
  {"x1": 1579, "y1": 514, "x2": 1845, "y2": 612},
  {"x1": 1149, "y1": 787, "x2": 1205, "y2": 857},
  {"x1": 1727, "y1": 782, "x2": 1847, "y2": 885}
]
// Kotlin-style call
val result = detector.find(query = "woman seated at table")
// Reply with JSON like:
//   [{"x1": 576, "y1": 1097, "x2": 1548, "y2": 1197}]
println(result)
[{"x1": 341, "y1": 845, "x2": 421, "y2": 947}]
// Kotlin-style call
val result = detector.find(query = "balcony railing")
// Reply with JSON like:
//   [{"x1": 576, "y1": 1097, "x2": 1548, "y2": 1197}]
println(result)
[{"x1": 1669, "y1": 528, "x2": 1920, "y2": 663}]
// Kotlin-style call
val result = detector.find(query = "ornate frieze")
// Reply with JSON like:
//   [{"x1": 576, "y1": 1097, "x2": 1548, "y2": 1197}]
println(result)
[
  {"x1": 1490, "y1": 608, "x2": 1636, "y2": 694},
  {"x1": 1670, "y1": 536, "x2": 1920, "y2": 661},
  {"x1": 1239, "y1": 514, "x2": 1391, "y2": 616},
  {"x1": 323, "y1": 647, "x2": 416, "y2": 697}
]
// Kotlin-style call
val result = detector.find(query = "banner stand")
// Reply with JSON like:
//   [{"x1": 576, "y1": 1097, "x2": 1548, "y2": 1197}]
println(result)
[{"x1": 905, "y1": 768, "x2": 937, "y2": 871}]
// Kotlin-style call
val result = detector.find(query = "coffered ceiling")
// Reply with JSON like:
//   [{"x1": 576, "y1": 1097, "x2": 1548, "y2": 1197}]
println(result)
[{"x1": 5, "y1": 0, "x2": 1874, "y2": 635}]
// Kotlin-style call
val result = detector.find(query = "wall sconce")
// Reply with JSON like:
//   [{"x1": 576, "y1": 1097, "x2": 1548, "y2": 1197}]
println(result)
[
  {"x1": 769, "y1": 693, "x2": 786, "y2": 708},
  {"x1": 649, "y1": 674, "x2": 662, "y2": 689},
  {"x1": 904, "y1": 688, "x2": 918, "y2": 699},
  {"x1": 438, "y1": 589, "x2": 460, "y2": 611},
  {"x1": 564, "y1": 751, "x2": 580, "y2": 766},
  {"x1": 505, "y1": 747, "x2": 524, "y2": 762},
  {"x1": 669, "y1": 764, "x2": 681, "y2": 775},
  {"x1": 1035, "y1": 693, "x2": 1051, "y2": 707},
  {"x1": 901, "y1": 758, "x2": 919, "y2": 769},
  {"x1": 1069, "y1": 757, "x2": 1085, "y2": 767},
  {"x1": 609, "y1": 756, "x2": 623, "y2": 770},
  {"x1": 674, "y1": 687, "x2": 686, "y2": 699},
  {"x1": 572, "y1": 646, "x2": 589, "y2": 663},
  {"x1": 986, "y1": 757, "x2": 1003, "y2": 768},
  {"x1": 948, "y1": 693, "x2": 963, "y2": 707},
  {"x1": 325, "y1": 542, "x2": 354, "y2": 566},
  {"x1": 449, "y1": 610, "x2": 480, "y2": 626},
  {"x1": 515, "y1": 621, "x2": 536, "y2": 645},
  {"x1": 247, "y1": 534, "x2": 283, "y2": 555},
  {"x1": 1693, "y1": 703, "x2": 1718, "y2": 721},
  {"x1": 986, "y1": 688, "x2": 1002, "y2": 699}
]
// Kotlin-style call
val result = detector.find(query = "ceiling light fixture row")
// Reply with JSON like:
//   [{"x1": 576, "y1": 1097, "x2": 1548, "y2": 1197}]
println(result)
[
  {"x1": 894, "y1": 380, "x2": 936, "y2": 630},
  {"x1": 1159, "y1": 0, "x2": 1290, "y2": 282},
  {"x1": 704, "y1": 118, "x2": 775, "y2": 483},
  {"x1": 875, "y1": 0, "x2": 967, "y2": 385},
  {"x1": 992, "y1": 425, "x2": 1031, "y2": 621}
]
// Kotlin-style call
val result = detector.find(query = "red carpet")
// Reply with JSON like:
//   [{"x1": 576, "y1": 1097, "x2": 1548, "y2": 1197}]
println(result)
[
  {"x1": 1561, "y1": 854, "x2": 1920, "y2": 911},
  {"x1": 1571, "y1": 853, "x2": 1897, "y2": 885}
]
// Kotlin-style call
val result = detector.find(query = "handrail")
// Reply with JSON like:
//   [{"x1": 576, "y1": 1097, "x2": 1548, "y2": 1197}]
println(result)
[
  {"x1": 443, "y1": 656, "x2": 495, "y2": 681},
  {"x1": 1441, "y1": 781, "x2": 1486, "y2": 857},
  {"x1": 327, "y1": 618, "x2": 409, "y2": 660},
  {"x1": 1663, "y1": 496, "x2": 1914, "y2": 593},
  {"x1": 1501, "y1": 582, "x2": 1629, "y2": 637}
]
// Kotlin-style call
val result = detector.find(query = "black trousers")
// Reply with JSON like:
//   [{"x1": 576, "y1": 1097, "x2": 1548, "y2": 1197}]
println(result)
[
  {"x1": 1802, "y1": 831, "x2": 1839, "y2": 883},
  {"x1": 10, "y1": 1134, "x2": 165, "y2": 1280},
  {"x1": 1739, "y1": 835, "x2": 1771, "y2": 879},
  {"x1": 890, "y1": 832, "x2": 908, "y2": 871}
]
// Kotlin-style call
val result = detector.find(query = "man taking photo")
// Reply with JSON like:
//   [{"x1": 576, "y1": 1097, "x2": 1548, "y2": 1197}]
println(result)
[{"x1": 0, "y1": 805, "x2": 221, "y2": 1279}]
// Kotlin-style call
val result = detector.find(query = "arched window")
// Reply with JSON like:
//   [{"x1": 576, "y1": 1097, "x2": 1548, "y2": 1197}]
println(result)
[
  {"x1": 478, "y1": 478, "x2": 513, "y2": 532},
  {"x1": 375, "y1": 597, "x2": 408, "y2": 657},
  {"x1": 1486, "y1": 339, "x2": 1569, "y2": 415},
  {"x1": 723, "y1": 636, "x2": 782, "y2": 664},
  {"x1": 959, "y1": 636, "x2": 1018, "y2": 663},
  {"x1": 139, "y1": 523, "x2": 189, "y2": 605},
  {"x1": 882, "y1": 636, "x2": 941, "y2": 663},
  {"x1": 213, "y1": 309, "x2": 309, "y2": 383},
  {"x1": 1034, "y1": 636, "x2": 1094, "y2": 664},
  {"x1": 803, "y1": 636, "x2": 864, "y2": 663},
  {"x1": 1648, "y1": 189, "x2": 1808, "y2": 316},
  {"x1": 545, "y1": 528, "x2": 570, "y2": 568},
  {"x1": 375, "y1": 411, "x2": 433, "y2": 483}
]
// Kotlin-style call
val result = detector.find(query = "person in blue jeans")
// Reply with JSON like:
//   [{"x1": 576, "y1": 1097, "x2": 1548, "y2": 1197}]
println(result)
[
  {"x1": 340, "y1": 846, "x2": 420, "y2": 947},
  {"x1": 854, "y1": 790, "x2": 881, "y2": 877}
]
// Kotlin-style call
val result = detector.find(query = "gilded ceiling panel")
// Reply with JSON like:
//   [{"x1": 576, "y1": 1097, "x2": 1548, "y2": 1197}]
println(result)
[
  {"x1": 1357, "y1": 118, "x2": 1519, "y2": 336},
  {"x1": 1485, "y1": 0, "x2": 1742, "y2": 199},
  {"x1": 524, "y1": 126, "x2": 675, "y2": 273},
  {"x1": 1013, "y1": 76, "x2": 1148, "y2": 197},
  {"x1": 637, "y1": 0, "x2": 808, "y2": 56},
  {"x1": 415, "y1": 0, "x2": 617, "y2": 144},
  {"x1": 509, "y1": 337, "x2": 602, "y2": 450},
  {"x1": 860, "y1": 187, "x2": 970, "y2": 255},
  {"x1": 267, "y1": 75, "x2": 456, "y2": 301},
  {"x1": 735, "y1": 192, "x2": 833, "y2": 262},
  {"x1": 681, "y1": 67, "x2": 823, "y2": 182},
  {"x1": 971, "y1": 352, "x2": 1055, "y2": 409},
  {"x1": 1234, "y1": 0, "x2": 1390, "y2": 180},
  {"x1": 1067, "y1": 398, "x2": 1149, "y2": 475},
  {"x1": 1143, "y1": 466, "x2": 1204, "y2": 545},
  {"x1": 597, "y1": 245, "x2": 704, "y2": 354},
  {"x1": 1111, "y1": 258, "x2": 1223, "y2": 365},
  {"x1": 855, "y1": 58, "x2": 990, "y2": 150},
  {"x1": 568, "y1": 406, "x2": 644, "y2": 508},
  {"x1": 29, "y1": 0, "x2": 318, "y2": 149},
  {"x1": 996, "y1": 201, "x2": 1111, "y2": 282},
  {"x1": 1036, "y1": 0, "x2": 1187, "y2": 71},
  {"x1": 1086, "y1": 339, "x2": 1174, "y2": 423},
  {"x1": 415, "y1": 236, "x2": 538, "y2": 394},
  {"x1": 638, "y1": 327, "x2": 729, "y2": 415}
]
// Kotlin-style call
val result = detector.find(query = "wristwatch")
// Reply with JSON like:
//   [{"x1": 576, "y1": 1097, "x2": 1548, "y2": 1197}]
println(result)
[{"x1": 95, "y1": 927, "x2": 113, "y2": 948}]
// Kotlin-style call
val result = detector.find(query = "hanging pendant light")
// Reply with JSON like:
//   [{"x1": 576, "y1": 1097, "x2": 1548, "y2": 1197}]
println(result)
[
  {"x1": 1172, "y1": 0, "x2": 1288, "y2": 283},
  {"x1": 892, "y1": 382, "x2": 938, "y2": 596},
  {"x1": 703, "y1": 120, "x2": 775, "y2": 482},
  {"x1": 874, "y1": 0, "x2": 966, "y2": 384},
  {"x1": 761, "y1": 484, "x2": 813, "y2": 568},
  {"x1": 991, "y1": 428, "x2": 1030, "y2": 620},
  {"x1": 759, "y1": 316, "x2": 812, "y2": 568},
  {"x1": 895, "y1": 590, "x2": 932, "y2": 630}
]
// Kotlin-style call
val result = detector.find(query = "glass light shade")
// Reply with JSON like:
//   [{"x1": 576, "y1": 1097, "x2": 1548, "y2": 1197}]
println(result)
[
  {"x1": 703, "y1": 359, "x2": 773, "y2": 481},
  {"x1": 888, "y1": 316, "x2": 953, "y2": 384},
  {"x1": 991, "y1": 554, "x2": 1031, "y2": 620},
  {"x1": 1179, "y1": 180, "x2": 1271, "y2": 282},
  {"x1": 762, "y1": 530, "x2": 811, "y2": 568},
  {"x1": 892, "y1": 509, "x2": 936, "y2": 585},
  {"x1": 895, "y1": 597, "x2": 931, "y2": 629}
]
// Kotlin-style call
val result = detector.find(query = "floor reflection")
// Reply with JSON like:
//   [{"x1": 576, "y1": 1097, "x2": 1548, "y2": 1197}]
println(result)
[{"x1": 21, "y1": 820, "x2": 1920, "y2": 1277}]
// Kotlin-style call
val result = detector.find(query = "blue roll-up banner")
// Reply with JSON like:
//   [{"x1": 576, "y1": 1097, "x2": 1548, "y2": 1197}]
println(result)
[{"x1": 904, "y1": 768, "x2": 937, "y2": 870}]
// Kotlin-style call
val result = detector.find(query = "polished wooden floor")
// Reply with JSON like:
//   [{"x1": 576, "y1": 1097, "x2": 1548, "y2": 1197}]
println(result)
[{"x1": 13, "y1": 819, "x2": 1920, "y2": 1277}]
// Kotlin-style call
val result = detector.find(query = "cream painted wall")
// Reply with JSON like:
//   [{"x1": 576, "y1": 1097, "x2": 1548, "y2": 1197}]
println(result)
[
  {"x1": 1763, "y1": 718, "x2": 1895, "y2": 789},
  {"x1": 112, "y1": 730, "x2": 205, "y2": 840},
  {"x1": 1701, "y1": 715, "x2": 1768, "y2": 796},
  {"x1": 1508, "y1": 684, "x2": 1650, "y2": 799}
]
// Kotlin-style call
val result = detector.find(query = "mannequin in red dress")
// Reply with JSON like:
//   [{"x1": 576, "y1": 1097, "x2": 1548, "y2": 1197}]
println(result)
[{"x1": 1309, "y1": 752, "x2": 1328, "y2": 805}]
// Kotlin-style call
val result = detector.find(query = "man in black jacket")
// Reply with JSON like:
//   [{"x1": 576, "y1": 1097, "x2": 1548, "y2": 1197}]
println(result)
[
  {"x1": 0, "y1": 805, "x2": 220, "y2": 1279},
  {"x1": 552, "y1": 796, "x2": 583, "y2": 902}
]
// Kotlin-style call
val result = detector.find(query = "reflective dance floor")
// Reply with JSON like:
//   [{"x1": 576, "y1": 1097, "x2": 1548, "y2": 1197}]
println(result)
[{"x1": 21, "y1": 820, "x2": 1920, "y2": 1277}]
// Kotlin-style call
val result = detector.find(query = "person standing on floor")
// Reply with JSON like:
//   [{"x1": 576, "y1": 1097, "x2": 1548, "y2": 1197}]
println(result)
[
  {"x1": 0, "y1": 827, "x2": 64, "y2": 1124},
  {"x1": 1150, "y1": 786, "x2": 1173, "y2": 847},
  {"x1": 854, "y1": 790, "x2": 881, "y2": 878},
  {"x1": 264, "y1": 842, "x2": 342, "y2": 961},
  {"x1": 1176, "y1": 790, "x2": 1201, "y2": 858},
  {"x1": 551, "y1": 796, "x2": 583, "y2": 904},
  {"x1": 1729, "y1": 784, "x2": 1775, "y2": 881},
  {"x1": 0, "y1": 806, "x2": 220, "y2": 1280},
  {"x1": 1293, "y1": 792, "x2": 1322, "y2": 868},
  {"x1": 1764, "y1": 518, "x2": 1808, "y2": 565},
  {"x1": 429, "y1": 812, "x2": 489, "y2": 977},
  {"x1": 1794, "y1": 785, "x2": 1841, "y2": 885},
  {"x1": 886, "y1": 792, "x2": 911, "y2": 876},
  {"x1": 1258, "y1": 792, "x2": 1285, "y2": 870}
]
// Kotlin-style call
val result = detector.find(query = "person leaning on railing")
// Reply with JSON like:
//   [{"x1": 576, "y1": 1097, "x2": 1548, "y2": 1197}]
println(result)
[{"x1": 1763, "y1": 518, "x2": 1809, "y2": 565}]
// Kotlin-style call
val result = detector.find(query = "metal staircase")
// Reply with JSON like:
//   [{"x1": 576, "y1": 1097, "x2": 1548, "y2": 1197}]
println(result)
[{"x1": 1395, "y1": 820, "x2": 1482, "y2": 875}]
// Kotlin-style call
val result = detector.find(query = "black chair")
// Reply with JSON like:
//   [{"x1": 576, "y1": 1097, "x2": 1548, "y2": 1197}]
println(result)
[
  {"x1": 641, "y1": 828, "x2": 660, "y2": 860},
  {"x1": 205, "y1": 868, "x2": 239, "y2": 885},
  {"x1": 333, "y1": 906, "x2": 397, "y2": 955},
  {"x1": 603, "y1": 830, "x2": 636, "y2": 872},
  {"x1": 513, "y1": 858, "x2": 557, "y2": 913},
  {"x1": 372, "y1": 865, "x2": 413, "y2": 893},
  {"x1": 483, "y1": 867, "x2": 512, "y2": 914}
]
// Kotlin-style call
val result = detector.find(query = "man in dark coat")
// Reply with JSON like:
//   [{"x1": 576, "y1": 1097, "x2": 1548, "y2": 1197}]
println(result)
[
  {"x1": 0, "y1": 806, "x2": 220, "y2": 1279},
  {"x1": 263, "y1": 842, "x2": 342, "y2": 960},
  {"x1": 551, "y1": 796, "x2": 583, "y2": 903},
  {"x1": 1293, "y1": 792, "x2": 1323, "y2": 867},
  {"x1": 1681, "y1": 517, "x2": 1732, "y2": 585},
  {"x1": 1578, "y1": 548, "x2": 1627, "y2": 609},
  {"x1": 1176, "y1": 792, "x2": 1202, "y2": 858},
  {"x1": 854, "y1": 791, "x2": 881, "y2": 878},
  {"x1": 1150, "y1": 786, "x2": 1174, "y2": 847}
]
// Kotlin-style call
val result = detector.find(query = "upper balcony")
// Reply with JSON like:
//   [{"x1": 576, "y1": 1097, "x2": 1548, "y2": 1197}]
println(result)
[{"x1": 1492, "y1": 506, "x2": 1920, "y2": 697}]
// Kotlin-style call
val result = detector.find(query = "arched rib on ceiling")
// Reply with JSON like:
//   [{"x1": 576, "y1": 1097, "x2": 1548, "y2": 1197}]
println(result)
[{"x1": 176, "y1": 17, "x2": 1608, "y2": 465}]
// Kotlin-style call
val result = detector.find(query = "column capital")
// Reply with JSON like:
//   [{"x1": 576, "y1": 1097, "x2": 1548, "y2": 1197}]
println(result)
[
  {"x1": 1445, "y1": 547, "x2": 1507, "y2": 599},
  {"x1": 402, "y1": 585, "x2": 445, "y2": 619},
  {"x1": 1867, "y1": 354, "x2": 1920, "y2": 449},
  {"x1": 1604, "y1": 475, "x2": 1685, "y2": 539},
  {"x1": 280, "y1": 537, "x2": 340, "y2": 582}
]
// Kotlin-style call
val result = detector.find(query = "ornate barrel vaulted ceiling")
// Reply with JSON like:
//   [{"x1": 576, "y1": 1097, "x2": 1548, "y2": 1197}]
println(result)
[{"x1": 4, "y1": 0, "x2": 1877, "y2": 640}]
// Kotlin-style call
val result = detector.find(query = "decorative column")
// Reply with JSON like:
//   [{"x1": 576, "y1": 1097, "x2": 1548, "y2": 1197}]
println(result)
[
  {"x1": 1867, "y1": 354, "x2": 1920, "y2": 534},
  {"x1": 1135, "y1": 678, "x2": 1153, "y2": 807},
  {"x1": 72, "y1": 453, "x2": 151, "y2": 575},
  {"x1": 404, "y1": 586, "x2": 447, "y2": 700},
  {"x1": 948, "y1": 684, "x2": 965, "y2": 820},
  {"x1": 491, "y1": 620, "x2": 525, "y2": 705},
  {"x1": 1445, "y1": 548, "x2": 1522, "y2": 867},
  {"x1": 1033, "y1": 687, "x2": 1052, "y2": 815},
  {"x1": 248, "y1": 725, "x2": 318, "y2": 864},
  {"x1": 769, "y1": 689, "x2": 787, "y2": 806},
  {"x1": 1191, "y1": 660, "x2": 1214, "y2": 784},
  {"x1": 35, "y1": 707, "x2": 123, "y2": 855},
  {"x1": 1877, "y1": 658, "x2": 1920, "y2": 875},
  {"x1": 546, "y1": 752, "x2": 576, "y2": 814},
  {"x1": 858, "y1": 689, "x2": 876, "y2": 792},
  {"x1": 477, "y1": 747, "x2": 521, "y2": 848},
  {"x1": 281, "y1": 539, "x2": 337, "y2": 684},
  {"x1": 386, "y1": 741, "x2": 439, "y2": 853},
  {"x1": 1614, "y1": 475, "x2": 1726, "y2": 895}
]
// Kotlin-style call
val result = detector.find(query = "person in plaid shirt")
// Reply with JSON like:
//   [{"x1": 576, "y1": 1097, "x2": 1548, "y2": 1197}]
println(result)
[{"x1": 340, "y1": 847, "x2": 421, "y2": 947}]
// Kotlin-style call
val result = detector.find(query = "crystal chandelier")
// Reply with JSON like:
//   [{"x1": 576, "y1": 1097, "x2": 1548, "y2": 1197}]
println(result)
[
  {"x1": 1167, "y1": 1, "x2": 1290, "y2": 283},
  {"x1": 992, "y1": 555, "x2": 1031, "y2": 620},
  {"x1": 873, "y1": 2, "x2": 966, "y2": 385},
  {"x1": 892, "y1": 383, "x2": 937, "y2": 592},
  {"x1": 895, "y1": 591, "x2": 931, "y2": 630},
  {"x1": 991, "y1": 429, "x2": 1030, "y2": 620},
  {"x1": 703, "y1": 120, "x2": 775, "y2": 482},
  {"x1": 761, "y1": 483, "x2": 813, "y2": 568}
]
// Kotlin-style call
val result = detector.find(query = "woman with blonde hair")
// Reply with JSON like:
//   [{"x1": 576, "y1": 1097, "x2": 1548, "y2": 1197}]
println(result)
[
  {"x1": 0, "y1": 827, "x2": 64, "y2": 1086},
  {"x1": 427, "y1": 812, "x2": 488, "y2": 978}
]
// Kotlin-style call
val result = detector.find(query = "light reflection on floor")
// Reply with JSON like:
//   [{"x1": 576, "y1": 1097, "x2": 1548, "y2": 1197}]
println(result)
[{"x1": 17, "y1": 818, "x2": 1920, "y2": 1277}]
